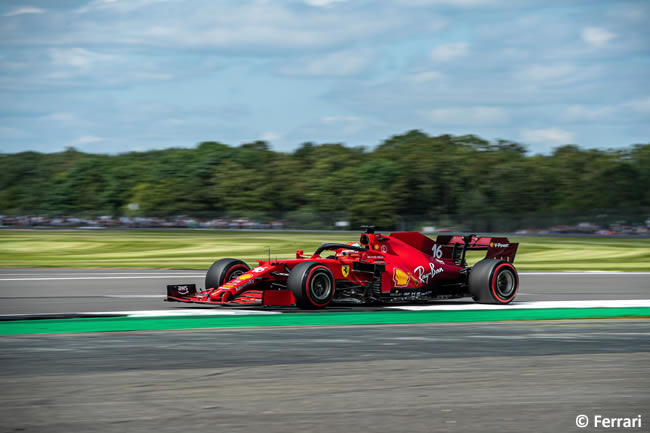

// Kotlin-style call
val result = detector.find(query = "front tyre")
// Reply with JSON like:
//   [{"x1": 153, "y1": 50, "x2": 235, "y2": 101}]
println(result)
[
  {"x1": 469, "y1": 259, "x2": 518, "y2": 304},
  {"x1": 287, "y1": 262, "x2": 336, "y2": 309},
  {"x1": 205, "y1": 258, "x2": 250, "y2": 290}
]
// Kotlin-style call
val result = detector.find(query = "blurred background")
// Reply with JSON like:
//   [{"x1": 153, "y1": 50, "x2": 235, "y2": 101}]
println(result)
[
  {"x1": 1, "y1": 4, "x2": 649, "y2": 433},
  {"x1": 1, "y1": 0, "x2": 649, "y2": 233},
  {"x1": 1, "y1": 136, "x2": 648, "y2": 234}
]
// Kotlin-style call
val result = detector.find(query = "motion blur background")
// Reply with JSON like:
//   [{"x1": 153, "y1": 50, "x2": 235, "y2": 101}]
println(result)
[
  {"x1": 1, "y1": 4, "x2": 649, "y2": 433},
  {"x1": 1, "y1": 0, "x2": 649, "y2": 233}
]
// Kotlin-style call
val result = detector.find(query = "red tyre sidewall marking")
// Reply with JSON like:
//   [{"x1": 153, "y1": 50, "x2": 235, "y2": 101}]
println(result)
[
  {"x1": 224, "y1": 264, "x2": 250, "y2": 284},
  {"x1": 490, "y1": 263, "x2": 518, "y2": 303},
  {"x1": 304, "y1": 265, "x2": 335, "y2": 307}
]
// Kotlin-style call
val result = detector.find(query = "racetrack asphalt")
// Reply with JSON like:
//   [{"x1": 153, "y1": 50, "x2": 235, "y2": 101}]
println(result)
[
  {"x1": 1, "y1": 320, "x2": 648, "y2": 433},
  {"x1": 0, "y1": 268, "x2": 649, "y2": 315},
  {"x1": 1, "y1": 269, "x2": 649, "y2": 432}
]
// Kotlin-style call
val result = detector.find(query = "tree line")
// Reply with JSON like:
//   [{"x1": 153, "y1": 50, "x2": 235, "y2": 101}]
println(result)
[{"x1": 1, "y1": 130, "x2": 648, "y2": 229}]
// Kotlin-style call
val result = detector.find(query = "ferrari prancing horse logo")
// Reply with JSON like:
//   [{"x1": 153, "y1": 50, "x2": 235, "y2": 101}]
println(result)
[{"x1": 341, "y1": 265, "x2": 350, "y2": 277}]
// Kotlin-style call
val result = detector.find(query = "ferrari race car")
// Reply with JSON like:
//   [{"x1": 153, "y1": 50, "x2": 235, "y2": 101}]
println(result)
[{"x1": 166, "y1": 227, "x2": 519, "y2": 309}]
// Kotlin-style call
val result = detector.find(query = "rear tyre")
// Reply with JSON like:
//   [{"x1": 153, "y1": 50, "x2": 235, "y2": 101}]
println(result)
[
  {"x1": 205, "y1": 258, "x2": 250, "y2": 290},
  {"x1": 287, "y1": 262, "x2": 336, "y2": 309},
  {"x1": 469, "y1": 259, "x2": 518, "y2": 304}
]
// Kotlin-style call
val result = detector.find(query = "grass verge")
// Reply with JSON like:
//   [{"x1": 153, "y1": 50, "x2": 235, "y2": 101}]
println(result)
[{"x1": 0, "y1": 230, "x2": 649, "y2": 271}]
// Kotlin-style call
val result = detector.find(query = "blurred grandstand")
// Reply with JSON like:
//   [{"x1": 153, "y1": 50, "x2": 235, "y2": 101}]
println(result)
[{"x1": 2, "y1": 211, "x2": 648, "y2": 236}]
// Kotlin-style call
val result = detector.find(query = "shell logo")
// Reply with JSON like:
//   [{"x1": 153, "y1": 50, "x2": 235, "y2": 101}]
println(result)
[
  {"x1": 393, "y1": 268, "x2": 410, "y2": 287},
  {"x1": 238, "y1": 274, "x2": 253, "y2": 280}
]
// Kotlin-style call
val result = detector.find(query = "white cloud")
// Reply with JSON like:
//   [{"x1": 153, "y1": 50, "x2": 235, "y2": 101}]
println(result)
[
  {"x1": 320, "y1": 116, "x2": 371, "y2": 134},
  {"x1": 260, "y1": 131, "x2": 281, "y2": 142},
  {"x1": 516, "y1": 63, "x2": 575, "y2": 82},
  {"x1": 305, "y1": 0, "x2": 347, "y2": 7},
  {"x1": 132, "y1": 72, "x2": 173, "y2": 80},
  {"x1": 321, "y1": 115, "x2": 361, "y2": 124},
  {"x1": 49, "y1": 48, "x2": 115, "y2": 70},
  {"x1": 625, "y1": 97, "x2": 650, "y2": 114},
  {"x1": 408, "y1": 71, "x2": 444, "y2": 83},
  {"x1": 75, "y1": 0, "x2": 171, "y2": 14},
  {"x1": 166, "y1": 118, "x2": 185, "y2": 126},
  {"x1": 0, "y1": 126, "x2": 26, "y2": 138},
  {"x1": 521, "y1": 128, "x2": 574, "y2": 145},
  {"x1": 430, "y1": 42, "x2": 468, "y2": 62},
  {"x1": 428, "y1": 106, "x2": 508, "y2": 125},
  {"x1": 72, "y1": 135, "x2": 104, "y2": 145},
  {"x1": 279, "y1": 49, "x2": 373, "y2": 76},
  {"x1": 0, "y1": 61, "x2": 27, "y2": 71},
  {"x1": 3, "y1": 7, "x2": 44, "y2": 17},
  {"x1": 581, "y1": 27, "x2": 616, "y2": 48},
  {"x1": 563, "y1": 105, "x2": 614, "y2": 121},
  {"x1": 6, "y1": 1, "x2": 402, "y2": 55},
  {"x1": 609, "y1": 4, "x2": 646, "y2": 21},
  {"x1": 44, "y1": 112, "x2": 78, "y2": 122},
  {"x1": 397, "y1": 0, "x2": 499, "y2": 6}
]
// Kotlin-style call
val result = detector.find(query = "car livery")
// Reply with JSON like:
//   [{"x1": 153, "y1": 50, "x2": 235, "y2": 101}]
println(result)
[{"x1": 166, "y1": 227, "x2": 520, "y2": 309}]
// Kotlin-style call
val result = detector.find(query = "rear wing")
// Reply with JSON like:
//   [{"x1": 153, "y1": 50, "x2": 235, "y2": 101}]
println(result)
[
  {"x1": 390, "y1": 232, "x2": 518, "y2": 266},
  {"x1": 435, "y1": 235, "x2": 518, "y2": 265}
]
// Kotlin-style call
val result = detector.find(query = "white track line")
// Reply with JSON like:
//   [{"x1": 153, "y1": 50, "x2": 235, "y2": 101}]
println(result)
[
  {"x1": 519, "y1": 272, "x2": 650, "y2": 275},
  {"x1": 0, "y1": 272, "x2": 205, "y2": 276},
  {"x1": 0, "y1": 275, "x2": 203, "y2": 281},
  {"x1": 3, "y1": 300, "x2": 648, "y2": 320},
  {"x1": 1, "y1": 271, "x2": 649, "y2": 281},
  {"x1": 389, "y1": 299, "x2": 650, "y2": 311},
  {"x1": 124, "y1": 309, "x2": 279, "y2": 317},
  {"x1": 0, "y1": 309, "x2": 279, "y2": 318}
]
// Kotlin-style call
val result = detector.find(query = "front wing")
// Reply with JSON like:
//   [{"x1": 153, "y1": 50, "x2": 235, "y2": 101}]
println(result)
[{"x1": 166, "y1": 284, "x2": 296, "y2": 307}]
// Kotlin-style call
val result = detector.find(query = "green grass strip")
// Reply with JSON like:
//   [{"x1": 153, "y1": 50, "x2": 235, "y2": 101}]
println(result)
[
  {"x1": 2, "y1": 230, "x2": 649, "y2": 270},
  {"x1": 1, "y1": 307, "x2": 649, "y2": 335}
]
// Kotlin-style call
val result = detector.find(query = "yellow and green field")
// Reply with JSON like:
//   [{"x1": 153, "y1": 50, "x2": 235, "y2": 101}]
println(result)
[{"x1": 0, "y1": 230, "x2": 648, "y2": 271}]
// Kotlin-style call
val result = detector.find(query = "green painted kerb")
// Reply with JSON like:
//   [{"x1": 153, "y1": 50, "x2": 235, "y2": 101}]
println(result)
[{"x1": 1, "y1": 307, "x2": 649, "y2": 335}]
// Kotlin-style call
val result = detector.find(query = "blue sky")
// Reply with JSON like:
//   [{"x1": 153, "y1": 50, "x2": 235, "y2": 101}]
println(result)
[{"x1": 0, "y1": 0, "x2": 648, "y2": 154}]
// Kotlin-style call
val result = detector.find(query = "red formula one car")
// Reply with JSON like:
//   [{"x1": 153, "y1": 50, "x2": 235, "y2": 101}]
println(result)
[{"x1": 166, "y1": 227, "x2": 519, "y2": 309}]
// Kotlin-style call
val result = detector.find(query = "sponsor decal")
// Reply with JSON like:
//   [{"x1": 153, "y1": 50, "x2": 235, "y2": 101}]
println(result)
[
  {"x1": 414, "y1": 262, "x2": 443, "y2": 284},
  {"x1": 432, "y1": 244, "x2": 443, "y2": 259},
  {"x1": 239, "y1": 279, "x2": 254, "y2": 289},
  {"x1": 490, "y1": 242, "x2": 510, "y2": 248},
  {"x1": 393, "y1": 268, "x2": 410, "y2": 287},
  {"x1": 176, "y1": 285, "x2": 189, "y2": 295},
  {"x1": 390, "y1": 290, "x2": 427, "y2": 298},
  {"x1": 341, "y1": 265, "x2": 350, "y2": 278},
  {"x1": 251, "y1": 266, "x2": 267, "y2": 273},
  {"x1": 373, "y1": 244, "x2": 380, "y2": 250},
  {"x1": 238, "y1": 274, "x2": 254, "y2": 280},
  {"x1": 221, "y1": 284, "x2": 234, "y2": 288},
  {"x1": 366, "y1": 255, "x2": 383, "y2": 259},
  {"x1": 435, "y1": 258, "x2": 445, "y2": 265},
  {"x1": 381, "y1": 245, "x2": 388, "y2": 253}
]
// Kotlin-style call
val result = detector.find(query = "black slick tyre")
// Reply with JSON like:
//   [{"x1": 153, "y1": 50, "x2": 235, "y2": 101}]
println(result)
[
  {"x1": 205, "y1": 258, "x2": 250, "y2": 290},
  {"x1": 287, "y1": 262, "x2": 336, "y2": 309},
  {"x1": 468, "y1": 259, "x2": 518, "y2": 304}
]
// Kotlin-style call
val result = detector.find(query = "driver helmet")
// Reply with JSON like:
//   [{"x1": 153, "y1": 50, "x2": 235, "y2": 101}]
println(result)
[{"x1": 340, "y1": 242, "x2": 362, "y2": 256}]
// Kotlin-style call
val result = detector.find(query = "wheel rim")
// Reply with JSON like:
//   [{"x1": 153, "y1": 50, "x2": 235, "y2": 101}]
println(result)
[
  {"x1": 310, "y1": 272, "x2": 332, "y2": 302},
  {"x1": 495, "y1": 269, "x2": 516, "y2": 298},
  {"x1": 227, "y1": 268, "x2": 245, "y2": 281}
]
